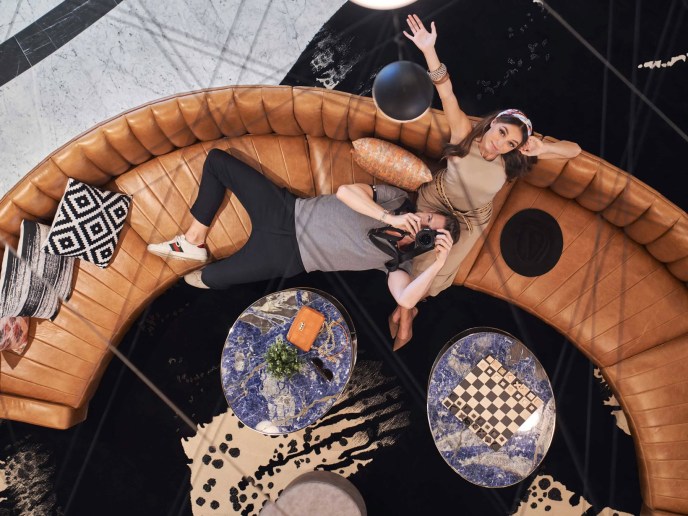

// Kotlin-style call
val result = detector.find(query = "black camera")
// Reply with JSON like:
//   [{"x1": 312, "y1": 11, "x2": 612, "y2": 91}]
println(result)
[{"x1": 415, "y1": 228, "x2": 439, "y2": 251}]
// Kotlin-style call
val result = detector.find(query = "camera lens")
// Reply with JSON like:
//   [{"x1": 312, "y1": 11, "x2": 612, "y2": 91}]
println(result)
[
  {"x1": 415, "y1": 228, "x2": 436, "y2": 249},
  {"x1": 417, "y1": 232, "x2": 433, "y2": 246}
]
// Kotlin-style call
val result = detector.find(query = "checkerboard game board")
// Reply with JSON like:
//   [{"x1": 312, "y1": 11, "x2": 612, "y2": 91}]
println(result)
[{"x1": 442, "y1": 355, "x2": 544, "y2": 451}]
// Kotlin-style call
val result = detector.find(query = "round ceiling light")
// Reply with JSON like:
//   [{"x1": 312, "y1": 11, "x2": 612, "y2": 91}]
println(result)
[
  {"x1": 372, "y1": 61, "x2": 434, "y2": 122},
  {"x1": 350, "y1": 0, "x2": 418, "y2": 9}
]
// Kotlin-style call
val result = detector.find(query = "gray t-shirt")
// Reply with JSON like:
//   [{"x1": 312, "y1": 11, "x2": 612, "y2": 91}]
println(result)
[{"x1": 294, "y1": 185, "x2": 411, "y2": 275}]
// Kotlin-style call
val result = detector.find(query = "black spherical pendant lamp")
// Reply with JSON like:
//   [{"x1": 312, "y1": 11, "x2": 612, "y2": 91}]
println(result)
[
  {"x1": 372, "y1": 61, "x2": 434, "y2": 122},
  {"x1": 350, "y1": 0, "x2": 418, "y2": 8}
]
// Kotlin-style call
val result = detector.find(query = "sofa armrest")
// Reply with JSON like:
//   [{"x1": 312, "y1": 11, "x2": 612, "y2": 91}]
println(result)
[{"x1": 0, "y1": 392, "x2": 87, "y2": 429}]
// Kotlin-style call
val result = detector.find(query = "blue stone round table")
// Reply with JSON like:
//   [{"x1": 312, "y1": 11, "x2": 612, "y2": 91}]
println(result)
[
  {"x1": 427, "y1": 327, "x2": 555, "y2": 487},
  {"x1": 221, "y1": 288, "x2": 356, "y2": 435}
]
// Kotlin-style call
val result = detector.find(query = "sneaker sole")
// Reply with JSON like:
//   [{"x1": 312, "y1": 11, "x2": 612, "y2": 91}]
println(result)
[
  {"x1": 184, "y1": 273, "x2": 210, "y2": 289},
  {"x1": 147, "y1": 248, "x2": 207, "y2": 262}
]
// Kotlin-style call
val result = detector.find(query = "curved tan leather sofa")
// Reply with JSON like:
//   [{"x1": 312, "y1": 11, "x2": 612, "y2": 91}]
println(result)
[{"x1": 0, "y1": 86, "x2": 686, "y2": 514}]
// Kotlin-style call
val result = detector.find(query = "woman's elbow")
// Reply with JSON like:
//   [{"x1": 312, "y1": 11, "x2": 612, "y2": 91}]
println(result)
[
  {"x1": 562, "y1": 141, "x2": 582, "y2": 158},
  {"x1": 395, "y1": 297, "x2": 417, "y2": 310}
]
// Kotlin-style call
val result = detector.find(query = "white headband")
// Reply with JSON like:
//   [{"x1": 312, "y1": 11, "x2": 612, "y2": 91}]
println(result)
[{"x1": 495, "y1": 109, "x2": 533, "y2": 136}]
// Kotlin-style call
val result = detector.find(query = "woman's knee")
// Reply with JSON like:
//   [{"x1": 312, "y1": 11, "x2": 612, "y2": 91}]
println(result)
[
  {"x1": 205, "y1": 149, "x2": 251, "y2": 183},
  {"x1": 206, "y1": 148, "x2": 238, "y2": 170},
  {"x1": 207, "y1": 148, "x2": 229, "y2": 161}
]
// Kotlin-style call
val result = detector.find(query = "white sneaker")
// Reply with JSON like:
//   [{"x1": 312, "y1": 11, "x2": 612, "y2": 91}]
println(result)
[
  {"x1": 147, "y1": 235, "x2": 208, "y2": 262},
  {"x1": 184, "y1": 270, "x2": 210, "y2": 289}
]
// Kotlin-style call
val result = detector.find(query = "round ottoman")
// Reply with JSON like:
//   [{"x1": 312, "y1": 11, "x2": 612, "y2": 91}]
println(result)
[{"x1": 259, "y1": 471, "x2": 366, "y2": 516}]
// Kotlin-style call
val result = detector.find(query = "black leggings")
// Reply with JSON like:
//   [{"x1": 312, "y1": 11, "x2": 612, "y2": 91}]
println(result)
[{"x1": 191, "y1": 149, "x2": 305, "y2": 289}]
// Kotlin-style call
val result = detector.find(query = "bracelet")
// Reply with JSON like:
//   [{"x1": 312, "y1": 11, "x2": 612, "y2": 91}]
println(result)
[
  {"x1": 427, "y1": 63, "x2": 447, "y2": 82},
  {"x1": 379, "y1": 209, "x2": 390, "y2": 223},
  {"x1": 432, "y1": 72, "x2": 450, "y2": 85}
]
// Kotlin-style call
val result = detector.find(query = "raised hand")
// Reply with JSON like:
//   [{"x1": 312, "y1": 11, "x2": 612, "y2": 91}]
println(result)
[
  {"x1": 520, "y1": 137, "x2": 582, "y2": 159},
  {"x1": 403, "y1": 14, "x2": 437, "y2": 53}
]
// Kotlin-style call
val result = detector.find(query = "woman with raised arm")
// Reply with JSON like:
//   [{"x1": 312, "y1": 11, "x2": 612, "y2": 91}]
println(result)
[{"x1": 388, "y1": 14, "x2": 582, "y2": 350}]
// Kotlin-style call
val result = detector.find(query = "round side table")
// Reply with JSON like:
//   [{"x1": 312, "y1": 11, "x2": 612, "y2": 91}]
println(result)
[
  {"x1": 221, "y1": 288, "x2": 356, "y2": 434},
  {"x1": 427, "y1": 327, "x2": 555, "y2": 487}
]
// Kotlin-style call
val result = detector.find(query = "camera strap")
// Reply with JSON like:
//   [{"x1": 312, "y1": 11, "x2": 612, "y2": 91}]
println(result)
[{"x1": 368, "y1": 226, "x2": 431, "y2": 272}]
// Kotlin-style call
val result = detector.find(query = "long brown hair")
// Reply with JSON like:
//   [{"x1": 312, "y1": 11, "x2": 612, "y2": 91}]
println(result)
[{"x1": 442, "y1": 110, "x2": 536, "y2": 181}]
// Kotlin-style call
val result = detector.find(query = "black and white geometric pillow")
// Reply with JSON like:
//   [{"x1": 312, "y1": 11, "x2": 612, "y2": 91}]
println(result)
[
  {"x1": 43, "y1": 179, "x2": 132, "y2": 268},
  {"x1": 0, "y1": 221, "x2": 75, "y2": 320}
]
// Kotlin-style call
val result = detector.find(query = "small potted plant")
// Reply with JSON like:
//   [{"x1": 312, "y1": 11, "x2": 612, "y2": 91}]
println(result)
[{"x1": 265, "y1": 335, "x2": 302, "y2": 379}]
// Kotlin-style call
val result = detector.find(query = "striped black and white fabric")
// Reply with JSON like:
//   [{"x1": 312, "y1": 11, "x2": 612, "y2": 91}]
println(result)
[
  {"x1": 43, "y1": 179, "x2": 131, "y2": 268},
  {"x1": 0, "y1": 221, "x2": 75, "y2": 319}
]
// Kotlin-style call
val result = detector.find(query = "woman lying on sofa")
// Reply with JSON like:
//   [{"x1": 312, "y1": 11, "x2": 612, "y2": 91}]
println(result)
[
  {"x1": 147, "y1": 149, "x2": 459, "y2": 311},
  {"x1": 384, "y1": 14, "x2": 584, "y2": 350}
]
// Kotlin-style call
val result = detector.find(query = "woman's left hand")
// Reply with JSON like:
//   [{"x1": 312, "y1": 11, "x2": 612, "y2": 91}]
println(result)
[
  {"x1": 519, "y1": 136, "x2": 544, "y2": 156},
  {"x1": 433, "y1": 229, "x2": 453, "y2": 266},
  {"x1": 403, "y1": 15, "x2": 437, "y2": 53}
]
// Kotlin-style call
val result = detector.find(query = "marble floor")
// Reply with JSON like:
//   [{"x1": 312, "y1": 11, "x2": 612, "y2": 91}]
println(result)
[
  {"x1": 0, "y1": 0, "x2": 686, "y2": 514},
  {"x1": 0, "y1": 0, "x2": 346, "y2": 194}
]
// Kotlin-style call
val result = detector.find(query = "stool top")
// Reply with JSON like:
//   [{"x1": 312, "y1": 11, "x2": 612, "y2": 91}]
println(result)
[
  {"x1": 500, "y1": 208, "x2": 563, "y2": 277},
  {"x1": 260, "y1": 471, "x2": 366, "y2": 516}
]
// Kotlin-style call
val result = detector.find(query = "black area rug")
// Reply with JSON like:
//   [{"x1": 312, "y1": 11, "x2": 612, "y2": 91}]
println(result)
[{"x1": 0, "y1": 270, "x2": 640, "y2": 515}]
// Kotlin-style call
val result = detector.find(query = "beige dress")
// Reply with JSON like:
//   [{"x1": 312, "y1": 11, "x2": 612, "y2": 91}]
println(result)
[{"x1": 413, "y1": 140, "x2": 506, "y2": 296}]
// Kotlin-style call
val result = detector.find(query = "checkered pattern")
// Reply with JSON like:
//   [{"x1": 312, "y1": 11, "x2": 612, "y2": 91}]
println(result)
[{"x1": 442, "y1": 355, "x2": 543, "y2": 451}]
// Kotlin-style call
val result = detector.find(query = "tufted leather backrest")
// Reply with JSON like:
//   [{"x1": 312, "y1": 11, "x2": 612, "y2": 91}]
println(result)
[{"x1": 4, "y1": 87, "x2": 686, "y2": 279}]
